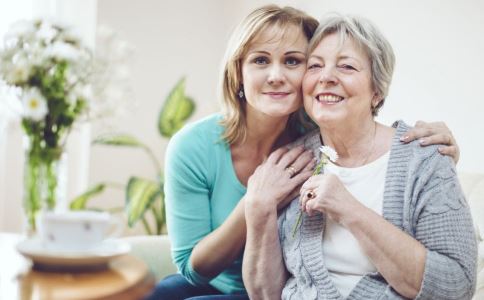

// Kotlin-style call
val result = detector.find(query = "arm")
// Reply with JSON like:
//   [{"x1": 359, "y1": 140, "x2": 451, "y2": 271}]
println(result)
[
  {"x1": 190, "y1": 199, "x2": 246, "y2": 278},
  {"x1": 301, "y1": 174, "x2": 426, "y2": 298},
  {"x1": 411, "y1": 156, "x2": 477, "y2": 299},
  {"x1": 165, "y1": 129, "x2": 246, "y2": 284},
  {"x1": 344, "y1": 204, "x2": 426, "y2": 298},
  {"x1": 401, "y1": 120, "x2": 460, "y2": 163},
  {"x1": 243, "y1": 196, "x2": 288, "y2": 300},
  {"x1": 302, "y1": 155, "x2": 477, "y2": 299},
  {"x1": 243, "y1": 147, "x2": 314, "y2": 299}
]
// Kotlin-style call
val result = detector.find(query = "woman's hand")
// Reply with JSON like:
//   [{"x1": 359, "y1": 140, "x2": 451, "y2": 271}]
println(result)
[
  {"x1": 299, "y1": 173, "x2": 362, "y2": 225},
  {"x1": 401, "y1": 121, "x2": 459, "y2": 163},
  {"x1": 246, "y1": 145, "x2": 315, "y2": 211}
]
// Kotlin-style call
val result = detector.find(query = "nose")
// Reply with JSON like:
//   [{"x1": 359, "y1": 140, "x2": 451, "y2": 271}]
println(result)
[
  {"x1": 318, "y1": 66, "x2": 338, "y2": 86},
  {"x1": 267, "y1": 64, "x2": 285, "y2": 85}
]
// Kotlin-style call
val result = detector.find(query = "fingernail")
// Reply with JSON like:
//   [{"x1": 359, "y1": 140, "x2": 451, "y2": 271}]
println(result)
[
  {"x1": 400, "y1": 135, "x2": 408, "y2": 142},
  {"x1": 438, "y1": 147, "x2": 444, "y2": 153},
  {"x1": 419, "y1": 138, "x2": 426, "y2": 145}
]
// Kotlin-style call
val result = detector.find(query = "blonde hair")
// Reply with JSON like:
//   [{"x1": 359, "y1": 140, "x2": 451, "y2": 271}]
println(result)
[
  {"x1": 308, "y1": 14, "x2": 395, "y2": 116},
  {"x1": 219, "y1": 5, "x2": 319, "y2": 144}
]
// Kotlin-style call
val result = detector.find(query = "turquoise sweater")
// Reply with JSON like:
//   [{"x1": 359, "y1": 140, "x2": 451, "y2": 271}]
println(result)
[{"x1": 164, "y1": 114, "x2": 247, "y2": 294}]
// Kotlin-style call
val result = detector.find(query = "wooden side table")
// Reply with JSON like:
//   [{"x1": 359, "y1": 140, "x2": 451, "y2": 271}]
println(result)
[{"x1": 0, "y1": 233, "x2": 156, "y2": 300}]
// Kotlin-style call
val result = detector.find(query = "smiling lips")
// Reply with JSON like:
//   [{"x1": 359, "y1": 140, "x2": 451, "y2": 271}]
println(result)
[
  {"x1": 264, "y1": 91, "x2": 291, "y2": 99},
  {"x1": 316, "y1": 93, "x2": 344, "y2": 104}
]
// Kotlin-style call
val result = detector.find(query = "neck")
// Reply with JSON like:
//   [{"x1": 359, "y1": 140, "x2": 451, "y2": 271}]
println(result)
[
  {"x1": 320, "y1": 118, "x2": 378, "y2": 167},
  {"x1": 241, "y1": 108, "x2": 290, "y2": 156}
]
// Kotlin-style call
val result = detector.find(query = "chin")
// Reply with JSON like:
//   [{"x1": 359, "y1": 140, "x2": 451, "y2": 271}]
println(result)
[
  {"x1": 262, "y1": 105, "x2": 300, "y2": 118},
  {"x1": 309, "y1": 110, "x2": 344, "y2": 127}
]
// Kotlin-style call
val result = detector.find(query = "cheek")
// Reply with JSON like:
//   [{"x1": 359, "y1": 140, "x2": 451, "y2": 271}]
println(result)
[
  {"x1": 302, "y1": 73, "x2": 317, "y2": 106},
  {"x1": 302, "y1": 72, "x2": 317, "y2": 95},
  {"x1": 289, "y1": 68, "x2": 306, "y2": 89},
  {"x1": 344, "y1": 75, "x2": 373, "y2": 97}
]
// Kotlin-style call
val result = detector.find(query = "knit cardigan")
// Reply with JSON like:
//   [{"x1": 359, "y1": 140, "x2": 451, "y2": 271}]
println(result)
[{"x1": 278, "y1": 121, "x2": 477, "y2": 300}]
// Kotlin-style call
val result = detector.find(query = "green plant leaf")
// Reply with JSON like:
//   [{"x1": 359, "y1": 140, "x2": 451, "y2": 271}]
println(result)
[
  {"x1": 93, "y1": 133, "x2": 146, "y2": 148},
  {"x1": 158, "y1": 77, "x2": 195, "y2": 138},
  {"x1": 126, "y1": 177, "x2": 161, "y2": 228},
  {"x1": 69, "y1": 183, "x2": 106, "y2": 210}
]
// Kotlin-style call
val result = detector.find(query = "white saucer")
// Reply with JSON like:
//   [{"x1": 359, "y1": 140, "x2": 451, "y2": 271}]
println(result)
[{"x1": 16, "y1": 238, "x2": 131, "y2": 271}]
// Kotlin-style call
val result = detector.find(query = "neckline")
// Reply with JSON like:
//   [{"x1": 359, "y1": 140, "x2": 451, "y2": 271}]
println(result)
[
  {"x1": 326, "y1": 151, "x2": 390, "y2": 173},
  {"x1": 225, "y1": 142, "x2": 247, "y2": 192}
]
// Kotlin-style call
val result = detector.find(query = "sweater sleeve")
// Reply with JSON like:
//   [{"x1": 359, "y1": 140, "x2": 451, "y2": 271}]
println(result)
[
  {"x1": 414, "y1": 154, "x2": 477, "y2": 300},
  {"x1": 164, "y1": 126, "x2": 214, "y2": 285}
]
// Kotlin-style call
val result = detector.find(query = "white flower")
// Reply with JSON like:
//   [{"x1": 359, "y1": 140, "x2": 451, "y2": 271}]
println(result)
[
  {"x1": 21, "y1": 88, "x2": 48, "y2": 121},
  {"x1": 319, "y1": 146, "x2": 338, "y2": 162},
  {"x1": 5, "y1": 62, "x2": 30, "y2": 84},
  {"x1": 44, "y1": 41, "x2": 80, "y2": 61},
  {"x1": 36, "y1": 22, "x2": 58, "y2": 43}
]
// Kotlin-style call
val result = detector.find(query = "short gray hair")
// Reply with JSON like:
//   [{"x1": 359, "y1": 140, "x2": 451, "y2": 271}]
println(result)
[{"x1": 309, "y1": 14, "x2": 395, "y2": 116}]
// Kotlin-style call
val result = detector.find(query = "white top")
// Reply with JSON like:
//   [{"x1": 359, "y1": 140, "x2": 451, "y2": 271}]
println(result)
[{"x1": 322, "y1": 151, "x2": 390, "y2": 298}]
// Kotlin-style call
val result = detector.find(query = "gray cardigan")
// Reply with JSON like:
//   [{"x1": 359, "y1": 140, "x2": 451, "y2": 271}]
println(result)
[{"x1": 278, "y1": 121, "x2": 477, "y2": 300}]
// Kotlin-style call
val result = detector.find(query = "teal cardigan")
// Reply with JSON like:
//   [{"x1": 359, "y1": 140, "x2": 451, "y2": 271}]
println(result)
[{"x1": 164, "y1": 114, "x2": 246, "y2": 294}]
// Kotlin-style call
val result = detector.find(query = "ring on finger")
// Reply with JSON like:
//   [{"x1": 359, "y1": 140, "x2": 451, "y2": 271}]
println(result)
[{"x1": 285, "y1": 165, "x2": 297, "y2": 177}]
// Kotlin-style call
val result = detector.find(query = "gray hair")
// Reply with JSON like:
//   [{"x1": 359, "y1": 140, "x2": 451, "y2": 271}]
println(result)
[{"x1": 309, "y1": 14, "x2": 395, "y2": 116}]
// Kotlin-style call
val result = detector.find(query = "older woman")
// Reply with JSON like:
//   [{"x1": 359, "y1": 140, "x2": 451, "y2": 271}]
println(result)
[
  {"x1": 243, "y1": 14, "x2": 477, "y2": 300},
  {"x1": 147, "y1": 6, "x2": 463, "y2": 300}
]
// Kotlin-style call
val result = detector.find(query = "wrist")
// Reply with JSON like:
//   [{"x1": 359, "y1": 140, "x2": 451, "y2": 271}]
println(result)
[
  {"x1": 244, "y1": 194, "x2": 277, "y2": 219},
  {"x1": 340, "y1": 198, "x2": 368, "y2": 229}
]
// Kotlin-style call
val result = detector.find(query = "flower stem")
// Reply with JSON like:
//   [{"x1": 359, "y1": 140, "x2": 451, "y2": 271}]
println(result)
[{"x1": 291, "y1": 155, "x2": 329, "y2": 238}]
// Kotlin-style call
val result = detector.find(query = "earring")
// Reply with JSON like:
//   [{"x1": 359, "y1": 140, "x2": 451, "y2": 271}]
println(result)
[{"x1": 238, "y1": 86, "x2": 244, "y2": 99}]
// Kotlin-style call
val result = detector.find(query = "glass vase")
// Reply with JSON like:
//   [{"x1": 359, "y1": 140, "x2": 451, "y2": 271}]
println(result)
[{"x1": 23, "y1": 137, "x2": 67, "y2": 235}]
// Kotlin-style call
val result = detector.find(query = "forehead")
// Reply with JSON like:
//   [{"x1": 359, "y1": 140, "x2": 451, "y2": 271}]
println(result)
[
  {"x1": 248, "y1": 24, "x2": 308, "y2": 52},
  {"x1": 310, "y1": 33, "x2": 368, "y2": 60}
]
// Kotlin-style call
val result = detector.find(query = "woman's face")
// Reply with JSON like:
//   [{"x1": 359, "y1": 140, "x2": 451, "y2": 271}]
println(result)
[
  {"x1": 302, "y1": 33, "x2": 376, "y2": 128},
  {"x1": 241, "y1": 25, "x2": 308, "y2": 119}
]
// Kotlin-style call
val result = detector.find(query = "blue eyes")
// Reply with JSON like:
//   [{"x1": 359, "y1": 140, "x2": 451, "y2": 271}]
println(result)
[
  {"x1": 286, "y1": 58, "x2": 300, "y2": 66},
  {"x1": 254, "y1": 57, "x2": 269, "y2": 65},
  {"x1": 252, "y1": 57, "x2": 302, "y2": 66}
]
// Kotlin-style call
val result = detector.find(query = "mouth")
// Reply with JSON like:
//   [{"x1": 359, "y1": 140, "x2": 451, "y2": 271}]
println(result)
[
  {"x1": 315, "y1": 93, "x2": 344, "y2": 104},
  {"x1": 263, "y1": 91, "x2": 291, "y2": 99}
]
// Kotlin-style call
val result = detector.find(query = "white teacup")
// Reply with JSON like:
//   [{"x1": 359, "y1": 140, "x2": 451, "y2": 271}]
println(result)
[{"x1": 36, "y1": 211, "x2": 123, "y2": 252}]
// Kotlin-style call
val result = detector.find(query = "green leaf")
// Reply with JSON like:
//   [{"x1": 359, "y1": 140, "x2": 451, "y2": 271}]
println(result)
[
  {"x1": 126, "y1": 177, "x2": 161, "y2": 227},
  {"x1": 158, "y1": 77, "x2": 195, "y2": 138},
  {"x1": 93, "y1": 133, "x2": 146, "y2": 148},
  {"x1": 69, "y1": 183, "x2": 106, "y2": 210}
]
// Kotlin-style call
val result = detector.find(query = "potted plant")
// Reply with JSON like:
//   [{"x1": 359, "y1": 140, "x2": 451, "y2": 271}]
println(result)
[{"x1": 69, "y1": 77, "x2": 195, "y2": 235}]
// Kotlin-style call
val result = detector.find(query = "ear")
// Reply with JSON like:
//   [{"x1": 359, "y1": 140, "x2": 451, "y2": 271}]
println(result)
[{"x1": 371, "y1": 93, "x2": 381, "y2": 108}]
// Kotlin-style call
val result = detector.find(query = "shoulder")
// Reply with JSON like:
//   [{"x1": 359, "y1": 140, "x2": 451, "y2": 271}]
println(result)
[
  {"x1": 391, "y1": 120, "x2": 454, "y2": 172},
  {"x1": 167, "y1": 113, "x2": 225, "y2": 154},
  {"x1": 287, "y1": 129, "x2": 321, "y2": 151}
]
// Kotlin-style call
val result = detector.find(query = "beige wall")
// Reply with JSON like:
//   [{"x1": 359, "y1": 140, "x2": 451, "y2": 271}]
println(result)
[
  {"x1": 92, "y1": 0, "x2": 484, "y2": 235},
  {"x1": 91, "y1": 0, "x2": 240, "y2": 234},
  {"x1": 2, "y1": 0, "x2": 483, "y2": 232}
]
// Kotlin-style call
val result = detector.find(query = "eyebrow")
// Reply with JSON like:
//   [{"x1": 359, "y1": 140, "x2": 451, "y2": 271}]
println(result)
[
  {"x1": 308, "y1": 54, "x2": 359, "y2": 61},
  {"x1": 248, "y1": 50, "x2": 306, "y2": 56}
]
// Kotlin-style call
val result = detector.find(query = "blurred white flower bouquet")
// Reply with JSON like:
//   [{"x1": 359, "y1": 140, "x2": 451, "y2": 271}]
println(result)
[{"x1": 0, "y1": 19, "x2": 132, "y2": 232}]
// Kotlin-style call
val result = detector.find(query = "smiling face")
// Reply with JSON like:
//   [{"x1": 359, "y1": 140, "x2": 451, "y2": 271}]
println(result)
[
  {"x1": 241, "y1": 24, "x2": 308, "y2": 119},
  {"x1": 303, "y1": 33, "x2": 378, "y2": 128}
]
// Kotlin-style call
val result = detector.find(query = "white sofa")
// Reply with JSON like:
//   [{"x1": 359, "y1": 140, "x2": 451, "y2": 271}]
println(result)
[{"x1": 123, "y1": 172, "x2": 484, "y2": 299}]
